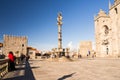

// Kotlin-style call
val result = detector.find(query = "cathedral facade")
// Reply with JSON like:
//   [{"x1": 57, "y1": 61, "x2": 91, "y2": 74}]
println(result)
[{"x1": 95, "y1": 0, "x2": 120, "y2": 57}]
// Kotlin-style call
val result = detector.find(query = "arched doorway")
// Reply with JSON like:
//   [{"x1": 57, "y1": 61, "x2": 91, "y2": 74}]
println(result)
[{"x1": 101, "y1": 25, "x2": 109, "y2": 55}]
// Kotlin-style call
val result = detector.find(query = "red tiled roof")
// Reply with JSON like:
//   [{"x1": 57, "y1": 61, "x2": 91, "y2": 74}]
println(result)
[{"x1": 0, "y1": 43, "x2": 3, "y2": 47}]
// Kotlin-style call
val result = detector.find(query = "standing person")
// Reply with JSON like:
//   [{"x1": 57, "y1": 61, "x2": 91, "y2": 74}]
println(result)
[
  {"x1": 20, "y1": 53, "x2": 25, "y2": 64},
  {"x1": 8, "y1": 51, "x2": 16, "y2": 71},
  {"x1": 88, "y1": 50, "x2": 91, "y2": 55},
  {"x1": 78, "y1": 53, "x2": 81, "y2": 58},
  {"x1": 26, "y1": 55, "x2": 30, "y2": 61}
]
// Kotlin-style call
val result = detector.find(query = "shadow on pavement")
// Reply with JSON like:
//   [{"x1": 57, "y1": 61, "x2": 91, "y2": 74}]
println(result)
[
  {"x1": 24, "y1": 62, "x2": 36, "y2": 80},
  {"x1": 57, "y1": 72, "x2": 76, "y2": 80},
  {"x1": 3, "y1": 61, "x2": 36, "y2": 80}
]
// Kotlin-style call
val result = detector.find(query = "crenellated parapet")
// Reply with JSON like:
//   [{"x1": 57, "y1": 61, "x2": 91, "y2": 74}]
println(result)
[{"x1": 3, "y1": 34, "x2": 28, "y2": 57}]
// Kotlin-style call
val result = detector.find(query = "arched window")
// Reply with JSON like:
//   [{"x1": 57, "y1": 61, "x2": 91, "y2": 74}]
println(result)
[
  {"x1": 103, "y1": 25, "x2": 109, "y2": 35},
  {"x1": 115, "y1": 8, "x2": 118, "y2": 14}
]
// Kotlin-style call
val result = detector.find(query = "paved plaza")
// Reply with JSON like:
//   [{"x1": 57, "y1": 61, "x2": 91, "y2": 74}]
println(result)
[
  {"x1": 30, "y1": 58, "x2": 120, "y2": 80},
  {"x1": 3, "y1": 58, "x2": 120, "y2": 80}
]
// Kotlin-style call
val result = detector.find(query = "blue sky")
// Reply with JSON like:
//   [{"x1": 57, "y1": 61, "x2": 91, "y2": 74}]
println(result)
[{"x1": 0, "y1": 0, "x2": 114, "y2": 51}]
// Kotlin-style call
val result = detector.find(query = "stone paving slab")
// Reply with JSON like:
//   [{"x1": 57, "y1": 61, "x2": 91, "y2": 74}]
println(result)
[
  {"x1": 30, "y1": 58, "x2": 120, "y2": 80},
  {"x1": 2, "y1": 58, "x2": 120, "y2": 80}
]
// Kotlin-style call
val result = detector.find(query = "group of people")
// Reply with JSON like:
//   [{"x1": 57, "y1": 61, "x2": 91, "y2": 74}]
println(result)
[
  {"x1": 87, "y1": 50, "x2": 96, "y2": 58},
  {"x1": 8, "y1": 51, "x2": 30, "y2": 71}
]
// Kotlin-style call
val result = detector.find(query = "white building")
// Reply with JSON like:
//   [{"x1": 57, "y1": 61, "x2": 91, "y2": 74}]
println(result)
[{"x1": 27, "y1": 47, "x2": 37, "y2": 59}]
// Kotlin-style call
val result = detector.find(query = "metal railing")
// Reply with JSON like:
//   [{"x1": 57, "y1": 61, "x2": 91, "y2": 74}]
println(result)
[{"x1": 0, "y1": 59, "x2": 8, "y2": 79}]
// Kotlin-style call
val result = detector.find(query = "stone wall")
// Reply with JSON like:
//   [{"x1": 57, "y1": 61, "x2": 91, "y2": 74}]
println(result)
[
  {"x1": 3, "y1": 35, "x2": 28, "y2": 57},
  {"x1": 79, "y1": 41, "x2": 92, "y2": 57}
]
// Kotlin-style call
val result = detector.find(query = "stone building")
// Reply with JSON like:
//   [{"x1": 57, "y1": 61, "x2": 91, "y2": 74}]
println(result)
[
  {"x1": 0, "y1": 43, "x2": 3, "y2": 54},
  {"x1": 79, "y1": 41, "x2": 92, "y2": 57},
  {"x1": 27, "y1": 46, "x2": 37, "y2": 59},
  {"x1": 94, "y1": 0, "x2": 120, "y2": 57},
  {"x1": 51, "y1": 48, "x2": 70, "y2": 57},
  {"x1": 3, "y1": 35, "x2": 28, "y2": 57}
]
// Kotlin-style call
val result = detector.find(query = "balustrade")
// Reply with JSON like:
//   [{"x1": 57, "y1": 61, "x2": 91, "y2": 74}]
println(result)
[{"x1": 0, "y1": 59, "x2": 8, "y2": 79}]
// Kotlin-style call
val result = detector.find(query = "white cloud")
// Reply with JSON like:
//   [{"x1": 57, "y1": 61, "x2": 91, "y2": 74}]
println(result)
[{"x1": 67, "y1": 41, "x2": 73, "y2": 50}]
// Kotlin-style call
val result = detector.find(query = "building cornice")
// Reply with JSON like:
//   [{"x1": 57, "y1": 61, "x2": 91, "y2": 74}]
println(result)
[
  {"x1": 94, "y1": 16, "x2": 110, "y2": 21},
  {"x1": 110, "y1": 1, "x2": 120, "y2": 10}
]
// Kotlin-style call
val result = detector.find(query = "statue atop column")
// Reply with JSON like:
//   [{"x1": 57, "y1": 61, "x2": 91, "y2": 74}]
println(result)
[{"x1": 57, "y1": 12, "x2": 64, "y2": 57}]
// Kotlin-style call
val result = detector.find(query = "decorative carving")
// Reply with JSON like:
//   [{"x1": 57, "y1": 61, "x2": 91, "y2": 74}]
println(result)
[
  {"x1": 104, "y1": 26, "x2": 109, "y2": 35},
  {"x1": 105, "y1": 29, "x2": 109, "y2": 34},
  {"x1": 57, "y1": 13, "x2": 63, "y2": 26},
  {"x1": 102, "y1": 39, "x2": 109, "y2": 45},
  {"x1": 57, "y1": 12, "x2": 63, "y2": 51}
]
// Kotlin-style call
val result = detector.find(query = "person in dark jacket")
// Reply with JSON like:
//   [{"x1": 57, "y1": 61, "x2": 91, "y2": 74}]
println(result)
[{"x1": 8, "y1": 51, "x2": 16, "y2": 71}]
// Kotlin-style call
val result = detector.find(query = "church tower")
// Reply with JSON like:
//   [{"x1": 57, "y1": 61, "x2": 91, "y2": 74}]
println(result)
[
  {"x1": 95, "y1": 0, "x2": 120, "y2": 58},
  {"x1": 94, "y1": 9, "x2": 111, "y2": 57}
]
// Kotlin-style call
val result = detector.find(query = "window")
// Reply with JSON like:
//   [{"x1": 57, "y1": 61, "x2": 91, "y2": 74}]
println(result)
[
  {"x1": 115, "y1": 8, "x2": 118, "y2": 14},
  {"x1": 22, "y1": 44, "x2": 24, "y2": 47},
  {"x1": 104, "y1": 25, "x2": 109, "y2": 35},
  {"x1": 29, "y1": 52, "x2": 33, "y2": 54}
]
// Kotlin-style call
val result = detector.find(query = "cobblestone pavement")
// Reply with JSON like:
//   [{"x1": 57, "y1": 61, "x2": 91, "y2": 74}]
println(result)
[{"x1": 30, "y1": 58, "x2": 120, "y2": 80}]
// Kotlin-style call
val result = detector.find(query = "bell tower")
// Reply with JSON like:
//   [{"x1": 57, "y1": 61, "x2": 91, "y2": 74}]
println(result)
[
  {"x1": 95, "y1": 0, "x2": 120, "y2": 58},
  {"x1": 94, "y1": 9, "x2": 111, "y2": 57}
]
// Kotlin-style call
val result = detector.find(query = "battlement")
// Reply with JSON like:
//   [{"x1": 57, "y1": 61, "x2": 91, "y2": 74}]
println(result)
[{"x1": 3, "y1": 35, "x2": 28, "y2": 57}]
